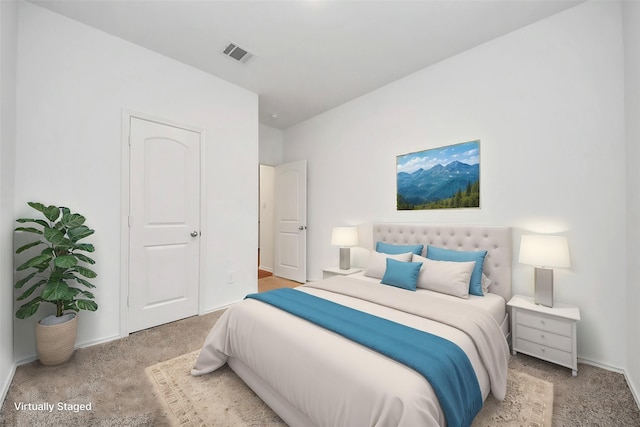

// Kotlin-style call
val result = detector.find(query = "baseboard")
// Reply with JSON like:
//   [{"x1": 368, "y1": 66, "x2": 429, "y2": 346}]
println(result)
[
  {"x1": 578, "y1": 356, "x2": 626, "y2": 374},
  {"x1": 14, "y1": 334, "x2": 122, "y2": 368},
  {"x1": 258, "y1": 265, "x2": 273, "y2": 273},
  {"x1": 200, "y1": 302, "x2": 236, "y2": 315},
  {"x1": 0, "y1": 361, "x2": 17, "y2": 408},
  {"x1": 76, "y1": 334, "x2": 121, "y2": 350}
]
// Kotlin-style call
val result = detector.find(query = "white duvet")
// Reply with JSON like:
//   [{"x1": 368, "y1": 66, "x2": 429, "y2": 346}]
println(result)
[{"x1": 192, "y1": 276, "x2": 509, "y2": 427}]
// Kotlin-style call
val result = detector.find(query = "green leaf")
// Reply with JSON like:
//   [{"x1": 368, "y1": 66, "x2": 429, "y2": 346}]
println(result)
[
  {"x1": 16, "y1": 253, "x2": 52, "y2": 271},
  {"x1": 16, "y1": 240, "x2": 44, "y2": 254},
  {"x1": 74, "y1": 243, "x2": 95, "y2": 253},
  {"x1": 67, "y1": 226, "x2": 94, "y2": 242},
  {"x1": 43, "y1": 227, "x2": 64, "y2": 244},
  {"x1": 61, "y1": 213, "x2": 85, "y2": 229},
  {"x1": 61, "y1": 272, "x2": 76, "y2": 280},
  {"x1": 55, "y1": 238, "x2": 73, "y2": 251},
  {"x1": 54, "y1": 255, "x2": 78, "y2": 268},
  {"x1": 16, "y1": 298, "x2": 42, "y2": 319},
  {"x1": 27, "y1": 202, "x2": 46, "y2": 214},
  {"x1": 75, "y1": 277, "x2": 95, "y2": 288},
  {"x1": 76, "y1": 300, "x2": 98, "y2": 311},
  {"x1": 14, "y1": 271, "x2": 37, "y2": 288},
  {"x1": 63, "y1": 301, "x2": 78, "y2": 312},
  {"x1": 79, "y1": 290, "x2": 95, "y2": 299},
  {"x1": 16, "y1": 218, "x2": 48, "y2": 227},
  {"x1": 49, "y1": 268, "x2": 64, "y2": 282},
  {"x1": 74, "y1": 266, "x2": 97, "y2": 279},
  {"x1": 74, "y1": 253, "x2": 95, "y2": 264},
  {"x1": 14, "y1": 226, "x2": 43, "y2": 235},
  {"x1": 41, "y1": 281, "x2": 71, "y2": 302},
  {"x1": 66, "y1": 287, "x2": 80, "y2": 296},
  {"x1": 41, "y1": 247, "x2": 54, "y2": 256},
  {"x1": 43, "y1": 205, "x2": 60, "y2": 222},
  {"x1": 16, "y1": 279, "x2": 47, "y2": 301}
]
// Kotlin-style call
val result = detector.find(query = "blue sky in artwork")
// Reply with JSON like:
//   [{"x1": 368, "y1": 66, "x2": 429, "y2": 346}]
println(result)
[{"x1": 397, "y1": 140, "x2": 480, "y2": 174}]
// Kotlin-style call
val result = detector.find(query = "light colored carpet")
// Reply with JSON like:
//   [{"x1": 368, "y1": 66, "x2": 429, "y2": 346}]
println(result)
[{"x1": 147, "y1": 350, "x2": 553, "y2": 427}]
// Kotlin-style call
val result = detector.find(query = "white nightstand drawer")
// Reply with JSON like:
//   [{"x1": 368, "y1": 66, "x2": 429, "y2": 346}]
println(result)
[
  {"x1": 516, "y1": 324, "x2": 573, "y2": 352},
  {"x1": 517, "y1": 310, "x2": 572, "y2": 336},
  {"x1": 515, "y1": 338, "x2": 574, "y2": 368}
]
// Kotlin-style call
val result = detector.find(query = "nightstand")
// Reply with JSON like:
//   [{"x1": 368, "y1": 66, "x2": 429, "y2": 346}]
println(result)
[
  {"x1": 322, "y1": 266, "x2": 362, "y2": 279},
  {"x1": 508, "y1": 294, "x2": 581, "y2": 376}
]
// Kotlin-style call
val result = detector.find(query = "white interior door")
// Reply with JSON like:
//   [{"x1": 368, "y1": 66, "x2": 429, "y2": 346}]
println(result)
[
  {"x1": 274, "y1": 160, "x2": 307, "y2": 283},
  {"x1": 128, "y1": 117, "x2": 201, "y2": 333}
]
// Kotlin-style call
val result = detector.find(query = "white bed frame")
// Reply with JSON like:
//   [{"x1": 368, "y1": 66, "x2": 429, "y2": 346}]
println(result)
[{"x1": 230, "y1": 223, "x2": 513, "y2": 426}]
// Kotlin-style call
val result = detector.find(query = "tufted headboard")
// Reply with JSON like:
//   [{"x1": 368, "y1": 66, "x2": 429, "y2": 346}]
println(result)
[{"x1": 372, "y1": 223, "x2": 512, "y2": 302}]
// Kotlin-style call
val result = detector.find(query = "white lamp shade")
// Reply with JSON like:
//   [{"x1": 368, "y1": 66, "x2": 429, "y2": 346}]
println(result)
[
  {"x1": 331, "y1": 227, "x2": 358, "y2": 247},
  {"x1": 519, "y1": 235, "x2": 570, "y2": 268}
]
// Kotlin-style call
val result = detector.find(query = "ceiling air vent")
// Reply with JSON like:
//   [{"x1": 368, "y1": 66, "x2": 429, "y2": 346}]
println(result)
[{"x1": 222, "y1": 43, "x2": 254, "y2": 64}]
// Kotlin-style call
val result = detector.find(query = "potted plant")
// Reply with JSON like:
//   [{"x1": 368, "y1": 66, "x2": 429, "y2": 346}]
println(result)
[{"x1": 14, "y1": 202, "x2": 98, "y2": 366}]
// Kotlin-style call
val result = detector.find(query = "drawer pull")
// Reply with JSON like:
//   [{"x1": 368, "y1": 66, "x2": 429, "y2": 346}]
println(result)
[
  {"x1": 540, "y1": 334, "x2": 545, "y2": 339},
  {"x1": 540, "y1": 347, "x2": 546, "y2": 353},
  {"x1": 540, "y1": 320, "x2": 545, "y2": 326}
]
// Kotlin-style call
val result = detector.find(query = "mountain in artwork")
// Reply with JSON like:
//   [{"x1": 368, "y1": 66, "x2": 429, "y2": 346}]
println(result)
[{"x1": 397, "y1": 161, "x2": 479, "y2": 206}]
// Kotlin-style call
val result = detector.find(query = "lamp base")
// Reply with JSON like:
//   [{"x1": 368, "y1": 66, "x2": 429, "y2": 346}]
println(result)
[
  {"x1": 339, "y1": 247, "x2": 351, "y2": 270},
  {"x1": 534, "y1": 267, "x2": 554, "y2": 307}
]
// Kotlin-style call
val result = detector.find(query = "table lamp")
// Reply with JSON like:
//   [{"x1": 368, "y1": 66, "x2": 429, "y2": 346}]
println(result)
[
  {"x1": 519, "y1": 234, "x2": 570, "y2": 307},
  {"x1": 331, "y1": 227, "x2": 358, "y2": 270}
]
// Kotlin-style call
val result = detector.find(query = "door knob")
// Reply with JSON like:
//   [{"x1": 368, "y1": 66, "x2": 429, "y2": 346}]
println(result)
[
  {"x1": 191, "y1": 231, "x2": 199, "y2": 237},
  {"x1": 298, "y1": 226, "x2": 307, "y2": 231}
]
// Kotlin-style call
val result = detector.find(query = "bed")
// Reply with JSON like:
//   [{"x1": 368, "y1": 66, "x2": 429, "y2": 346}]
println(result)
[{"x1": 192, "y1": 223, "x2": 512, "y2": 427}]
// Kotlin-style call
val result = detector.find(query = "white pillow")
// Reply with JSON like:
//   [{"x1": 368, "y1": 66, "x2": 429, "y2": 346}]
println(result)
[
  {"x1": 482, "y1": 273, "x2": 492, "y2": 295},
  {"x1": 413, "y1": 254, "x2": 475, "y2": 299},
  {"x1": 364, "y1": 251, "x2": 413, "y2": 279}
]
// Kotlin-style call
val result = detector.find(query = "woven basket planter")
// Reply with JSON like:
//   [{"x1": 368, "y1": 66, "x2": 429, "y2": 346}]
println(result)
[{"x1": 36, "y1": 313, "x2": 78, "y2": 366}]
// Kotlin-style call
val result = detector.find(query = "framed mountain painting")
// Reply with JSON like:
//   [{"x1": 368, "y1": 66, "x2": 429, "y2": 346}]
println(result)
[{"x1": 396, "y1": 140, "x2": 480, "y2": 210}]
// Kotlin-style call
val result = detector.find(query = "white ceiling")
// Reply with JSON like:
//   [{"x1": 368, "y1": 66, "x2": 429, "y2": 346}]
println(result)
[{"x1": 31, "y1": 0, "x2": 582, "y2": 129}]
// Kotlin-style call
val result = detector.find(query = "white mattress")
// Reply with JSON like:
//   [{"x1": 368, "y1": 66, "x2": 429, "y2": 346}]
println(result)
[{"x1": 347, "y1": 271, "x2": 507, "y2": 325}]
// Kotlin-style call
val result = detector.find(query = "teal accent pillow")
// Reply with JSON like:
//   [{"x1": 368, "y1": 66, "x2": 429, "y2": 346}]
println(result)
[
  {"x1": 426, "y1": 245, "x2": 487, "y2": 296},
  {"x1": 376, "y1": 241, "x2": 424, "y2": 256},
  {"x1": 380, "y1": 258, "x2": 423, "y2": 291}
]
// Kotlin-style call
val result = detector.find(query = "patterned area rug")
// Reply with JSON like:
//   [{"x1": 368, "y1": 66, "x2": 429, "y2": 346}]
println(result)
[{"x1": 146, "y1": 351, "x2": 553, "y2": 427}]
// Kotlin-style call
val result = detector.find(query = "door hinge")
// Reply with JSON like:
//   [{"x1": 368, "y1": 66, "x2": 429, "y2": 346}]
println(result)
[{"x1": 128, "y1": 215, "x2": 132, "y2": 227}]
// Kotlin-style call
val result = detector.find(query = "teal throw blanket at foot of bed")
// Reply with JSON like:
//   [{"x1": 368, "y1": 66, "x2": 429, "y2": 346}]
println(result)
[{"x1": 245, "y1": 288, "x2": 482, "y2": 427}]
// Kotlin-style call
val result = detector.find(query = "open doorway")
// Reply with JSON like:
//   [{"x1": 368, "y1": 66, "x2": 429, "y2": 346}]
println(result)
[
  {"x1": 258, "y1": 163, "x2": 299, "y2": 292},
  {"x1": 259, "y1": 161, "x2": 307, "y2": 283}
]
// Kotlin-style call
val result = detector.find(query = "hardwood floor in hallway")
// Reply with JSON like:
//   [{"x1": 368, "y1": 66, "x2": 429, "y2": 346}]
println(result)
[{"x1": 258, "y1": 275, "x2": 300, "y2": 292}]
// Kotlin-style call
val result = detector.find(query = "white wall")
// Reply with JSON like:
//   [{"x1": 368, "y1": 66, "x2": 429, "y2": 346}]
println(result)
[
  {"x1": 14, "y1": 2, "x2": 258, "y2": 361},
  {"x1": 0, "y1": 0, "x2": 18, "y2": 404},
  {"x1": 623, "y1": 0, "x2": 640, "y2": 403},
  {"x1": 259, "y1": 123, "x2": 284, "y2": 166},
  {"x1": 284, "y1": 1, "x2": 626, "y2": 369}
]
